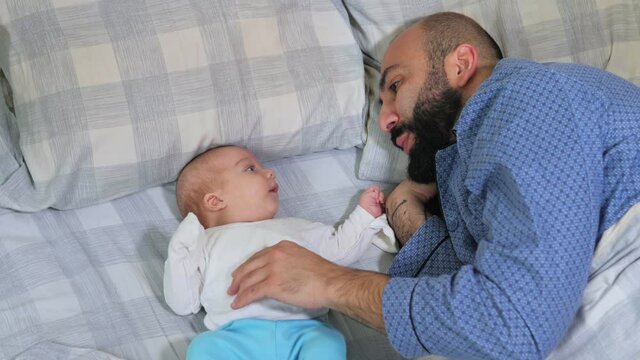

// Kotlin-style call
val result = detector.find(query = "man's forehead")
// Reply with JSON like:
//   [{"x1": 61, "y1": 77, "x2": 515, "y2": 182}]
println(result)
[
  {"x1": 380, "y1": 27, "x2": 425, "y2": 89},
  {"x1": 383, "y1": 25, "x2": 423, "y2": 63}
]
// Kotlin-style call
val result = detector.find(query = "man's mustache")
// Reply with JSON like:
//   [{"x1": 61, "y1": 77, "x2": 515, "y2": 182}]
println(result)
[{"x1": 390, "y1": 122, "x2": 415, "y2": 151}]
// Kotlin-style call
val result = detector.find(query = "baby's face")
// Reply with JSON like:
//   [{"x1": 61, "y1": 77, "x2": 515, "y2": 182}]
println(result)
[{"x1": 214, "y1": 147, "x2": 279, "y2": 222}]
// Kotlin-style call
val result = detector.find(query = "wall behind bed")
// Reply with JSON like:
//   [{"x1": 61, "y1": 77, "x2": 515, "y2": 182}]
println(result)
[{"x1": 0, "y1": 0, "x2": 366, "y2": 211}]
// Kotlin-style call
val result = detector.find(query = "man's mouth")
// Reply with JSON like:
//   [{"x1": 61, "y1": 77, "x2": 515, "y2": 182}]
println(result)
[{"x1": 394, "y1": 133, "x2": 413, "y2": 154}]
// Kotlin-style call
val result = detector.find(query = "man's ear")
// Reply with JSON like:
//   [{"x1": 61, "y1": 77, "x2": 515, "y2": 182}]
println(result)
[
  {"x1": 444, "y1": 44, "x2": 478, "y2": 88},
  {"x1": 203, "y1": 192, "x2": 226, "y2": 212}
]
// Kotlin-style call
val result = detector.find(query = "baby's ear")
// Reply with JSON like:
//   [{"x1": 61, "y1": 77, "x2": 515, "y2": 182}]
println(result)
[{"x1": 203, "y1": 192, "x2": 226, "y2": 212}]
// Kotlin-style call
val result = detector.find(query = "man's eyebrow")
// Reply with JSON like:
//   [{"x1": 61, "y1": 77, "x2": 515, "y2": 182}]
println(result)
[{"x1": 379, "y1": 64, "x2": 399, "y2": 91}]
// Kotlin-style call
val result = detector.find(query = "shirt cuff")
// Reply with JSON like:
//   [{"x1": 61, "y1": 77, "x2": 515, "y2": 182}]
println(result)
[
  {"x1": 387, "y1": 215, "x2": 448, "y2": 277},
  {"x1": 382, "y1": 277, "x2": 428, "y2": 358}
]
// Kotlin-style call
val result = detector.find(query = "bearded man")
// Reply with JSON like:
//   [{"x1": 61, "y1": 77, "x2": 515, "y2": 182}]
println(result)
[{"x1": 228, "y1": 12, "x2": 640, "y2": 360}]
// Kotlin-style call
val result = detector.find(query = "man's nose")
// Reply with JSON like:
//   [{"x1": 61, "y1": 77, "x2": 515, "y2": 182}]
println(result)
[{"x1": 378, "y1": 104, "x2": 399, "y2": 133}]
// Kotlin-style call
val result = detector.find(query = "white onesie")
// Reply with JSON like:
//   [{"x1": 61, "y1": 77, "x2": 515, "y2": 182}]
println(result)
[{"x1": 163, "y1": 205, "x2": 396, "y2": 330}]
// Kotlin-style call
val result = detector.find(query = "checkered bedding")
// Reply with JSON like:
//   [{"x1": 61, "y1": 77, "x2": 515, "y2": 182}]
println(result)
[
  {"x1": 0, "y1": 0, "x2": 366, "y2": 211},
  {"x1": 0, "y1": 147, "x2": 404, "y2": 360},
  {"x1": 1, "y1": 1, "x2": 639, "y2": 359}
]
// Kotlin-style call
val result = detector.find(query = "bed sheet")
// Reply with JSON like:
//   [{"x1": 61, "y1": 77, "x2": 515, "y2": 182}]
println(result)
[{"x1": 0, "y1": 147, "x2": 408, "y2": 360}]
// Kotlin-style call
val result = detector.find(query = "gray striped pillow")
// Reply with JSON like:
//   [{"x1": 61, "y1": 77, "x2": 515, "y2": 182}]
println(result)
[{"x1": 0, "y1": 0, "x2": 367, "y2": 210}]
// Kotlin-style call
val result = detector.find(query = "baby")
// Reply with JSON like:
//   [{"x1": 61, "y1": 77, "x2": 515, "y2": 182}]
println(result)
[{"x1": 164, "y1": 145, "x2": 396, "y2": 360}]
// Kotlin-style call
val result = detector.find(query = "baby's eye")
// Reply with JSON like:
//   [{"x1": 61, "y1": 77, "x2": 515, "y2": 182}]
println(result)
[{"x1": 245, "y1": 165, "x2": 256, "y2": 172}]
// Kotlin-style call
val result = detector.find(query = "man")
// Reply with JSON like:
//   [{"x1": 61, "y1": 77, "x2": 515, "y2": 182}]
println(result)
[{"x1": 228, "y1": 12, "x2": 640, "y2": 359}]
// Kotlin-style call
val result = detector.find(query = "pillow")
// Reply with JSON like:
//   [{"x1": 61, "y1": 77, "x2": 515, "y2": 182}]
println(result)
[
  {"x1": 345, "y1": 0, "x2": 640, "y2": 182},
  {"x1": 0, "y1": 62, "x2": 20, "y2": 182},
  {"x1": 0, "y1": 0, "x2": 366, "y2": 211},
  {"x1": 357, "y1": 64, "x2": 407, "y2": 183},
  {"x1": 0, "y1": 105, "x2": 19, "y2": 186}
]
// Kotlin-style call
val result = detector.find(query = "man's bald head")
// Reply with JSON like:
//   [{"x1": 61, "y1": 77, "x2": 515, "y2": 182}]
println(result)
[
  {"x1": 415, "y1": 12, "x2": 503, "y2": 69},
  {"x1": 378, "y1": 12, "x2": 503, "y2": 184}
]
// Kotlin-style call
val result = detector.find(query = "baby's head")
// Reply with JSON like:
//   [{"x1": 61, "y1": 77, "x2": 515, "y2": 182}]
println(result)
[{"x1": 176, "y1": 146, "x2": 279, "y2": 228}]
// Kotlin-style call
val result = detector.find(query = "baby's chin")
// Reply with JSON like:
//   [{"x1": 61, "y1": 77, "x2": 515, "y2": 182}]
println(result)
[{"x1": 251, "y1": 206, "x2": 279, "y2": 222}]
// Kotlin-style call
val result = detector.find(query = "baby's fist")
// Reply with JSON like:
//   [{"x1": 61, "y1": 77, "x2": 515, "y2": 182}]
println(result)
[{"x1": 359, "y1": 186, "x2": 384, "y2": 218}]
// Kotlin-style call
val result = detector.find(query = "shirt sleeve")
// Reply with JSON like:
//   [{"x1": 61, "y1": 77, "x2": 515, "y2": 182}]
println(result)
[
  {"x1": 387, "y1": 215, "x2": 460, "y2": 278},
  {"x1": 302, "y1": 205, "x2": 377, "y2": 266},
  {"x1": 383, "y1": 70, "x2": 601, "y2": 359},
  {"x1": 163, "y1": 213, "x2": 205, "y2": 316}
]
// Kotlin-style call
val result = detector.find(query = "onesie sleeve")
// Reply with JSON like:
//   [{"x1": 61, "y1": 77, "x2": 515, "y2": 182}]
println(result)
[
  {"x1": 304, "y1": 205, "x2": 388, "y2": 266},
  {"x1": 163, "y1": 212, "x2": 206, "y2": 315}
]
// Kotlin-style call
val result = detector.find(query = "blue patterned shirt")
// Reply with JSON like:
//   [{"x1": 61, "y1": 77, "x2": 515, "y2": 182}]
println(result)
[{"x1": 382, "y1": 58, "x2": 640, "y2": 360}]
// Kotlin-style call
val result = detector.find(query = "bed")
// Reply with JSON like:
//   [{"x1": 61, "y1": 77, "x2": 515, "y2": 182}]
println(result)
[
  {"x1": 1, "y1": 148, "x2": 405, "y2": 359},
  {"x1": 1, "y1": 1, "x2": 639, "y2": 359}
]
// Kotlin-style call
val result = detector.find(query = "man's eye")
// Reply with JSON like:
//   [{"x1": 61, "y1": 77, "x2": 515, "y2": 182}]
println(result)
[{"x1": 389, "y1": 81, "x2": 399, "y2": 94}]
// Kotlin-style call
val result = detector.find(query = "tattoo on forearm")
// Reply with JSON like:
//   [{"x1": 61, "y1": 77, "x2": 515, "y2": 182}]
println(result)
[
  {"x1": 389, "y1": 199, "x2": 425, "y2": 245},
  {"x1": 390, "y1": 199, "x2": 407, "y2": 224}
]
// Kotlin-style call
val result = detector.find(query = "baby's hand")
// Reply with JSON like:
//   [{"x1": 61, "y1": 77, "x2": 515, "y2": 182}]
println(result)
[{"x1": 359, "y1": 186, "x2": 384, "y2": 218}]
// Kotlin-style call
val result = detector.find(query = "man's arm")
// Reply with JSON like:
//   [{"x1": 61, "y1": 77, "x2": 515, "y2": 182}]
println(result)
[
  {"x1": 227, "y1": 240, "x2": 389, "y2": 331},
  {"x1": 227, "y1": 181, "x2": 444, "y2": 331},
  {"x1": 386, "y1": 180, "x2": 437, "y2": 245},
  {"x1": 326, "y1": 267, "x2": 389, "y2": 331}
]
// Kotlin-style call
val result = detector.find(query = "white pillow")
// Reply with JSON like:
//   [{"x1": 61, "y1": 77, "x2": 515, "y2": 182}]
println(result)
[{"x1": 0, "y1": 0, "x2": 367, "y2": 210}]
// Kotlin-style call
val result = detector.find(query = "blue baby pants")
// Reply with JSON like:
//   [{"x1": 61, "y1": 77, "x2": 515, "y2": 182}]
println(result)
[{"x1": 186, "y1": 318, "x2": 346, "y2": 360}]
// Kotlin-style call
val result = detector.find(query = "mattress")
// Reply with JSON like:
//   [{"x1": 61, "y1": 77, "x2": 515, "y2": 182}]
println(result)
[{"x1": 0, "y1": 147, "x2": 404, "y2": 360}]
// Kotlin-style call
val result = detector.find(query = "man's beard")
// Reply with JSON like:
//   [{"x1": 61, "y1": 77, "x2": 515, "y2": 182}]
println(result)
[{"x1": 391, "y1": 83, "x2": 463, "y2": 184}]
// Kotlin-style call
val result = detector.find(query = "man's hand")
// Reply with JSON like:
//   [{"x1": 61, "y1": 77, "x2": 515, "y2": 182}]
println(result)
[
  {"x1": 359, "y1": 185, "x2": 385, "y2": 218},
  {"x1": 228, "y1": 240, "x2": 339, "y2": 309},
  {"x1": 228, "y1": 240, "x2": 389, "y2": 331},
  {"x1": 386, "y1": 180, "x2": 438, "y2": 245}
]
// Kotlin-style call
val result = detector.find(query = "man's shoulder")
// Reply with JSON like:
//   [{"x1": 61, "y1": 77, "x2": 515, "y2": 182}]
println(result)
[
  {"x1": 487, "y1": 58, "x2": 569, "y2": 91},
  {"x1": 488, "y1": 58, "x2": 625, "y2": 95},
  {"x1": 456, "y1": 59, "x2": 596, "y2": 160},
  {"x1": 469, "y1": 58, "x2": 612, "y2": 115},
  {"x1": 461, "y1": 59, "x2": 569, "y2": 128}
]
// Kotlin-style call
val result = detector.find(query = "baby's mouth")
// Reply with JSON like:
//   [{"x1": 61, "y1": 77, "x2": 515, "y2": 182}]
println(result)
[{"x1": 269, "y1": 184, "x2": 279, "y2": 193}]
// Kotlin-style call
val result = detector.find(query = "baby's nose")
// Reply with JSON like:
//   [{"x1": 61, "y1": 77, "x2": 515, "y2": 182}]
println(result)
[{"x1": 265, "y1": 168, "x2": 275, "y2": 178}]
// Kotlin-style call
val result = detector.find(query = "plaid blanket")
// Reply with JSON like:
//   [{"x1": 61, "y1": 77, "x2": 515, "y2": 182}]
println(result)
[{"x1": 0, "y1": 148, "x2": 403, "y2": 360}]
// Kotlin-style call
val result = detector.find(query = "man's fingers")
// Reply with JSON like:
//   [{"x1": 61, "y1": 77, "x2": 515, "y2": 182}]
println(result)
[
  {"x1": 230, "y1": 265, "x2": 273, "y2": 308},
  {"x1": 230, "y1": 265, "x2": 269, "y2": 300},
  {"x1": 228, "y1": 249, "x2": 269, "y2": 295},
  {"x1": 231, "y1": 281, "x2": 268, "y2": 309}
]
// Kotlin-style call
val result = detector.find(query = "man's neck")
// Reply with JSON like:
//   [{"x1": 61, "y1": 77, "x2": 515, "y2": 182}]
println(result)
[{"x1": 461, "y1": 63, "x2": 495, "y2": 104}]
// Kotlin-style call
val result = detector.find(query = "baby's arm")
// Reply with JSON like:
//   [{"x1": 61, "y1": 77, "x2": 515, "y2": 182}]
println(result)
[
  {"x1": 359, "y1": 186, "x2": 384, "y2": 217},
  {"x1": 305, "y1": 186, "x2": 386, "y2": 266},
  {"x1": 163, "y1": 213, "x2": 205, "y2": 315}
]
